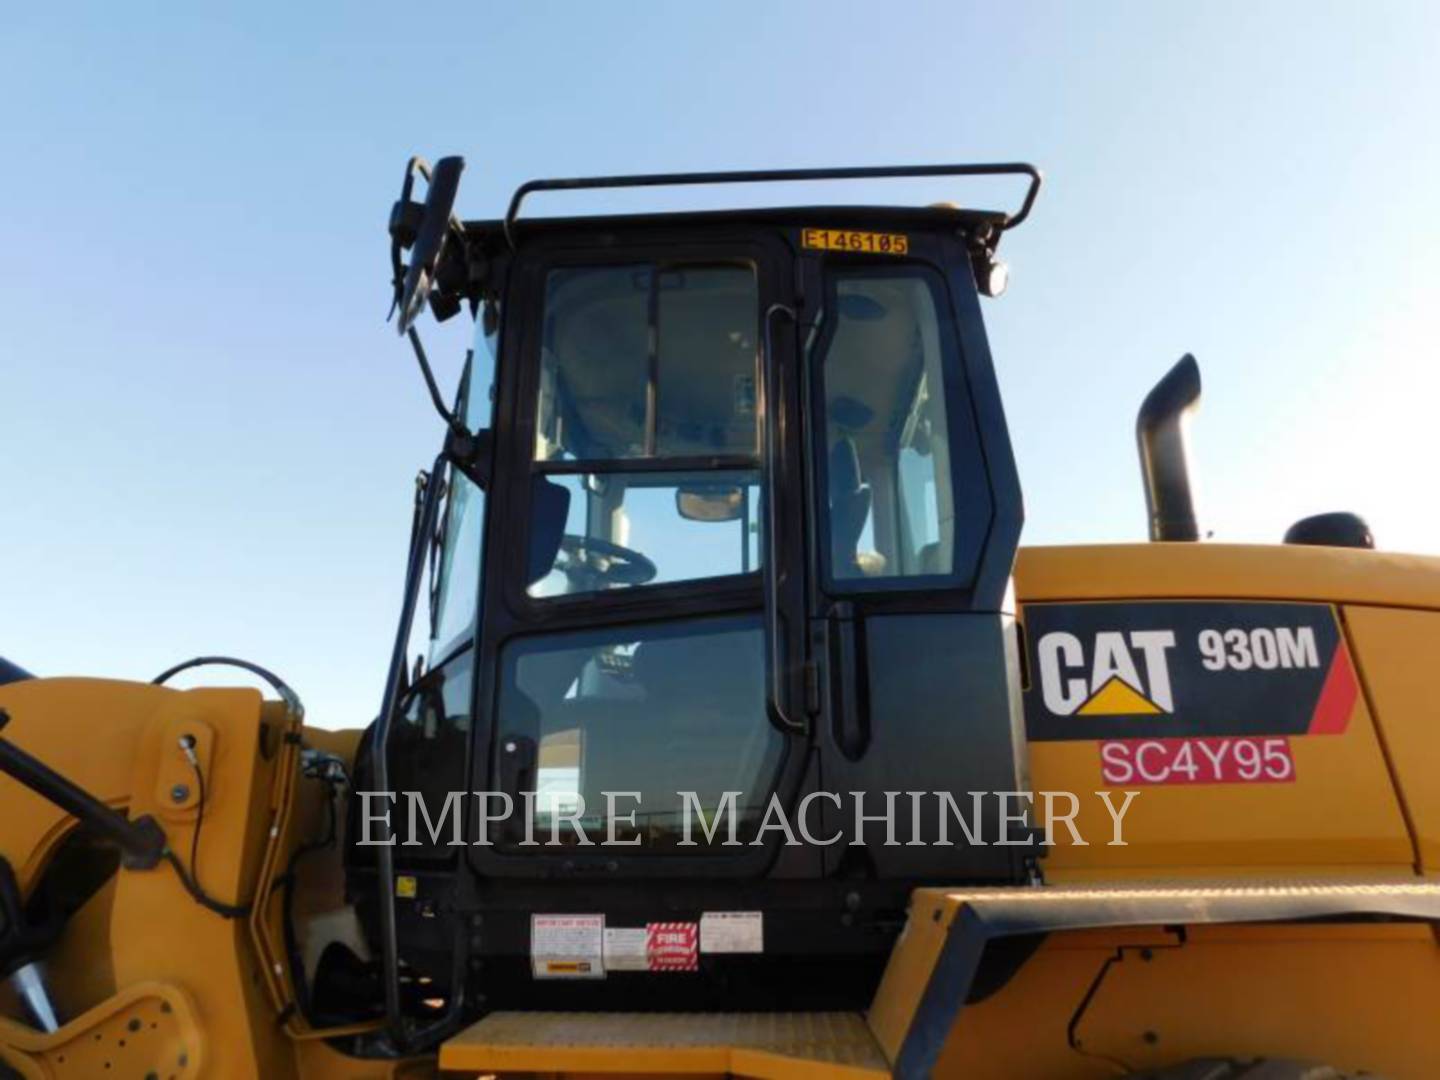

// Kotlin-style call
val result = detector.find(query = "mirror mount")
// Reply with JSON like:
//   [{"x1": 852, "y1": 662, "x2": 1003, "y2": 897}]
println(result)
[{"x1": 445, "y1": 426, "x2": 493, "y2": 491}]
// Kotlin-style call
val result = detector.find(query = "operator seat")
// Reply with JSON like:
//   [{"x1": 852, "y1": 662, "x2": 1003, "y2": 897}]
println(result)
[{"x1": 828, "y1": 437, "x2": 872, "y2": 579}]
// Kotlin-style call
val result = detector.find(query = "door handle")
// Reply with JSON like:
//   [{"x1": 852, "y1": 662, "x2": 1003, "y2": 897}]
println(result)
[
  {"x1": 762, "y1": 303, "x2": 806, "y2": 734},
  {"x1": 828, "y1": 614, "x2": 869, "y2": 760},
  {"x1": 497, "y1": 734, "x2": 537, "y2": 842}
]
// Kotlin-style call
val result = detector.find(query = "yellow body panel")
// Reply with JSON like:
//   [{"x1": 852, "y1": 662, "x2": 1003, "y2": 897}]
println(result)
[
  {"x1": 1342, "y1": 604, "x2": 1440, "y2": 875},
  {"x1": 871, "y1": 887, "x2": 1440, "y2": 1079},
  {"x1": 1026, "y1": 688, "x2": 1413, "y2": 878},
  {"x1": 0, "y1": 678, "x2": 410, "y2": 1080},
  {"x1": 1016, "y1": 542, "x2": 1440, "y2": 608},
  {"x1": 1015, "y1": 544, "x2": 1426, "y2": 878}
]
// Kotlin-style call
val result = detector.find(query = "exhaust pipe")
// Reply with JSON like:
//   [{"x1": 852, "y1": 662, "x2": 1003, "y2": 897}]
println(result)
[{"x1": 1136, "y1": 354, "x2": 1201, "y2": 542}]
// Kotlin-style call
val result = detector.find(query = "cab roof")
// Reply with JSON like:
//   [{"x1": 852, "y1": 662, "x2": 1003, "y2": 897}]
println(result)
[{"x1": 463, "y1": 202, "x2": 1012, "y2": 247}]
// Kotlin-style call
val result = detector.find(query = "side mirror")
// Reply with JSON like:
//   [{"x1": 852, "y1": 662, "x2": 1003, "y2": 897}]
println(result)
[
  {"x1": 394, "y1": 156, "x2": 465, "y2": 334},
  {"x1": 676, "y1": 484, "x2": 744, "y2": 523}
]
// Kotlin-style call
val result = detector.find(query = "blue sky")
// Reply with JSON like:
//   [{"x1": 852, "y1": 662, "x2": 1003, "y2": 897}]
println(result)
[{"x1": 4, "y1": 2, "x2": 1438, "y2": 728}]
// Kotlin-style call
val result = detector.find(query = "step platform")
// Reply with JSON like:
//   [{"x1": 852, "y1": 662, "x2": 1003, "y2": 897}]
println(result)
[{"x1": 438, "y1": 1010, "x2": 890, "y2": 1078}]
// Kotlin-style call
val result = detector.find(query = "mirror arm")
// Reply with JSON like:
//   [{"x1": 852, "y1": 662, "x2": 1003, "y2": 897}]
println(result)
[
  {"x1": 406, "y1": 327, "x2": 468, "y2": 436},
  {"x1": 404, "y1": 324, "x2": 491, "y2": 489}
]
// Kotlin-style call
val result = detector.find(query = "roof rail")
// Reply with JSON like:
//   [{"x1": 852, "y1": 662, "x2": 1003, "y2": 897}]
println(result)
[{"x1": 503, "y1": 162, "x2": 1042, "y2": 248}]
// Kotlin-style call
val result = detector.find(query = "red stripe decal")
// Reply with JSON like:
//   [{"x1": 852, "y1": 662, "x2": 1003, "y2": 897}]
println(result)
[{"x1": 1309, "y1": 643, "x2": 1358, "y2": 735}]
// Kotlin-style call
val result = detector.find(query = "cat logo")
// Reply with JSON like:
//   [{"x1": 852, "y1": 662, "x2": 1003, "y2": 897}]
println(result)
[
  {"x1": 1022, "y1": 601, "x2": 1348, "y2": 744},
  {"x1": 1036, "y1": 630, "x2": 1176, "y2": 717}
]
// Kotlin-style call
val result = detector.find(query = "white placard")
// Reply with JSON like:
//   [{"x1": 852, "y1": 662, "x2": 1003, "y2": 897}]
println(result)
[
  {"x1": 700, "y1": 911, "x2": 763, "y2": 954},
  {"x1": 531, "y1": 914, "x2": 605, "y2": 978},
  {"x1": 603, "y1": 927, "x2": 649, "y2": 971}
]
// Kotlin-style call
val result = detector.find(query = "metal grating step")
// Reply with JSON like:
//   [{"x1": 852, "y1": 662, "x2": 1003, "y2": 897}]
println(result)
[{"x1": 439, "y1": 1009, "x2": 891, "y2": 1077}]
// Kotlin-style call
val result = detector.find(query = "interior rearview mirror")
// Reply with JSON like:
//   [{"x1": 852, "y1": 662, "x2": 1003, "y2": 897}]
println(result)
[
  {"x1": 396, "y1": 156, "x2": 465, "y2": 334},
  {"x1": 676, "y1": 484, "x2": 744, "y2": 523}
]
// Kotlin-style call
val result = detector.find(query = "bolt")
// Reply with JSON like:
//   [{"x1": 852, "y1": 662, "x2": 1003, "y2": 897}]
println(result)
[{"x1": 169, "y1": 784, "x2": 190, "y2": 803}]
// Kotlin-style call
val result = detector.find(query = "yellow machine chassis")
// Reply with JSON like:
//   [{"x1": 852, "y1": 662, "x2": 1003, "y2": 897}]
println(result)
[{"x1": 4, "y1": 543, "x2": 1440, "y2": 1077}]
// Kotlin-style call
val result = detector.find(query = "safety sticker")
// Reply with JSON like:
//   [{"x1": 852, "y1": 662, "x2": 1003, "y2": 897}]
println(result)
[
  {"x1": 1022, "y1": 601, "x2": 1357, "y2": 744},
  {"x1": 394, "y1": 875, "x2": 417, "y2": 899},
  {"x1": 603, "y1": 927, "x2": 650, "y2": 972},
  {"x1": 700, "y1": 911, "x2": 763, "y2": 954},
  {"x1": 647, "y1": 922, "x2": 699, "y2": 971},
  {"x1": 531, "y1": 914, "x2": 605, "y2": 979}
]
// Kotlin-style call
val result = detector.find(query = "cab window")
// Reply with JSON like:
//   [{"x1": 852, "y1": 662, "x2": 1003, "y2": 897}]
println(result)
[
  {"x1": 431, "y1": 310, "x2": 499, "y2": 659},
  {"x1": 814, "y1": 267, "x2": 990, "y2": 587},
  {"x1": 536, "y1": 264, "x2": 758, "y2": 460},
  {"x1": 495, "y1": 615, "x2": 782, "y2": 849},
  {"x1": 528, "y1": 262, "x2": 762, "y2": 598}
]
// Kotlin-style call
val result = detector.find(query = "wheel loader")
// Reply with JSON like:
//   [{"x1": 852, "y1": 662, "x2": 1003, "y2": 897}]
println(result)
[{"x1": 1, "y1": 157, "x2": 1438, "y2": 1079}]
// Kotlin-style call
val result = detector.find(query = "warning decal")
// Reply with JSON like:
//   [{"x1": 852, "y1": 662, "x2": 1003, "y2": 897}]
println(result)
[
  {"x1": 531, "y1": 914, "x2": 605, "y2": 979},
  {"x1": 700, "y1": 911, "x2": 763, "y2": 954},
  {"x1": 646, "y1": 922, "x2": 699, "y2": 972},
  {"x1": 1022, "y1": 601, "x2": 1357, "y2": 743},
  {"x1": 603, "y1": 927, "x2": 649, "y2": 971}
]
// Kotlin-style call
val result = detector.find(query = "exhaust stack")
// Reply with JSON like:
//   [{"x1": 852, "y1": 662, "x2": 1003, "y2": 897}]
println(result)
[{"x1": 1137, "y1": 354, "x2": 1201, "y2": 542}]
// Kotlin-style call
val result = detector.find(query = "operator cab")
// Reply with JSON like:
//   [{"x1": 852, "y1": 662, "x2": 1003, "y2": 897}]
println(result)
[{"x1": 347, "y1": 163, "x2": 1038, "y2": 1036}]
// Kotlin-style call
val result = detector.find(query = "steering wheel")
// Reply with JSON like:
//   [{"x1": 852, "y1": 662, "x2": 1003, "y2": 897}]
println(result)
[{"x1": 555, "y1": 534, "x2": 658, "y2": 589}]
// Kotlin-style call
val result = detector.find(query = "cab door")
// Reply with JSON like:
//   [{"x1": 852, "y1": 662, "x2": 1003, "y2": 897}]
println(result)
[
  {"x1": 469, "y1": 227, "x2": 812, "y2": 878},
  {"x1": 796, "y1": 225, "x2": 1028, "y2": 880}
]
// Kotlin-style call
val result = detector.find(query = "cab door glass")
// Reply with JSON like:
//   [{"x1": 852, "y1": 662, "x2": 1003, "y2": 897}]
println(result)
[
  {"x1": 494, "y1": 614, "x2": 782, "y2": 849},
  {"x1": 529, "y1": 262, "x2": 762, "y2": 598},
  {"x1": 528, "y1": 472, "x2": 760, "y2": 598},
  {"x1": 815, "y1": 268, "x2": 990, "y2": 587}
]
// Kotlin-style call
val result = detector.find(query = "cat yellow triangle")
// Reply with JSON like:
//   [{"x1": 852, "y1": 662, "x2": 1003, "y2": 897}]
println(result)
[{"x1": 1076, "y1": 675, "x2": 1165, "y2": 716}]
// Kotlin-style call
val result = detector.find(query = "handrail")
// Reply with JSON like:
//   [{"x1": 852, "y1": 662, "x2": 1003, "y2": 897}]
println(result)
[{"x1": 504, "y1": 162, "x2": 1043, "y2": 248}]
